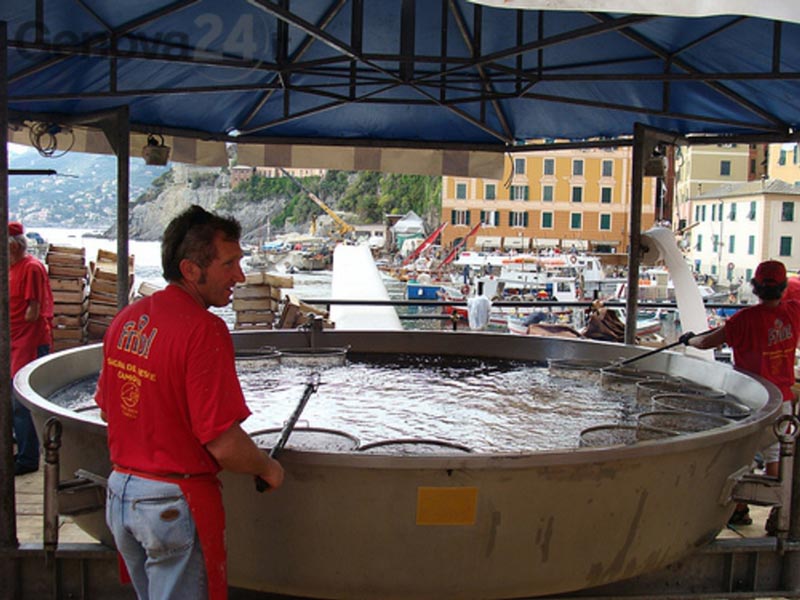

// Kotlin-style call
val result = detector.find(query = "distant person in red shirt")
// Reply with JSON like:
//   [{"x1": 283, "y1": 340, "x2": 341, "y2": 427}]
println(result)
[
  {"x1": 9, "y1": 221, "x2": 53, "y2": 476},
  {"x1": 95, "y1": 206, "x2": 284, "y2": 599},
  {"x1": 784, "y1": 272, "x2": 800, "y2": 303},
  {"x1": 684, "y1": 260, "x2": 800, "y2": 530}
]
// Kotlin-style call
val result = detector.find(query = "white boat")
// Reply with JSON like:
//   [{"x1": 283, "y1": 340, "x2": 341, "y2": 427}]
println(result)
[
  {"x1": 507, "y1": 307, "x2": 662, "y2": 339},
  {"x1": 613, "y1": 268, "x2": 729, "y2": 302},
  {"x1": 470, "y1": 259, "x2": 583, "y2": 303}
]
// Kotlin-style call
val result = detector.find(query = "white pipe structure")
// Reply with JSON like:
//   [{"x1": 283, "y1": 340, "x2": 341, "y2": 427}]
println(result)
[
  {"x1": 330, "y1": 244, "x2": 402, "y2": 330},
  {"x1": 640, "y1": 226, "x2": 714, "y2": 360}
]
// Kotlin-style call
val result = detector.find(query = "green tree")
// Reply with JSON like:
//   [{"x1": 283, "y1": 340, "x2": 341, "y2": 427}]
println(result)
[{"x1": 217, "y1": 169, "x2": 442, "y2": 232}]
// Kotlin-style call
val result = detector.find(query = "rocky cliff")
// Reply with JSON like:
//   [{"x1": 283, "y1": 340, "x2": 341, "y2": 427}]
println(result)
[{"x1": 104, "y1": 164, "x2": 291, "y2": 241}]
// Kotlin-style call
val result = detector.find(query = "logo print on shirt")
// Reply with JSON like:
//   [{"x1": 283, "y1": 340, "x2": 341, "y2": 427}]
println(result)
[
  {"x1": 768, "y1": 318, "x2": 793, "y2": 346},
  {"x1": 120, "y1": 381, "x2": 140, "y2": 419},
  {"x1": 116, "y1": 315, "x2": 158, "y2": 358}
]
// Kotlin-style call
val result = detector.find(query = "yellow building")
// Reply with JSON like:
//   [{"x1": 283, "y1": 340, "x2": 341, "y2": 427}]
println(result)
[
  {"x1": 440, "y1": 147, "x2": 658, "y2": 254},
  {"x1": 767, "y1": 142, "x2": 800, "y2": 184},
  {"x1": 673, "y1": 143, "x2": 765, "y2": 231}
]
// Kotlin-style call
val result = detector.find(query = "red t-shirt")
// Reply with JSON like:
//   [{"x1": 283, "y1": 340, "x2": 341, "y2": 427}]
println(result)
[
  {"x1": 95, "y1": 285, "x2": 250, "y2": 476},
  {"x1": 724, "y1": 300, "x2": 800, "y2": 401},
  {"x1": 9, "y1": 254, "x2": 54, "y2": 376},
  {"x1": 785, "y1": 277, "x2": 800, "y2": 303}
]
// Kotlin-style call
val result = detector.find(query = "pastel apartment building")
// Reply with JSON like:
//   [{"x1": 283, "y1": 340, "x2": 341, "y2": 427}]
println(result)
[
  {"x1": 686, "y1": 143, "x2": 800, "y2": 283},
  {"x1": 440, "y1": 147, "x2": 658, "y2": 254}
]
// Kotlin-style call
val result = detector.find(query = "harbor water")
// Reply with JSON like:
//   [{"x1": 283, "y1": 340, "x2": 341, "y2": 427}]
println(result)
[{"x1": 35, "y1": 227, "x2": 432, "y2": 330}]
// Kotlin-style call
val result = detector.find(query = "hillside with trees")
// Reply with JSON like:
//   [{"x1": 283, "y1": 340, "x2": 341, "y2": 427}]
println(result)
[{"x1": 218, "y1": 170, "x2": 442, "y2": 236}]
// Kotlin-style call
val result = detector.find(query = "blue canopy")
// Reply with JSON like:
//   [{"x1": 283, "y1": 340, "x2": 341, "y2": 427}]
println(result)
[{"x1": 3, "y1": 1, "x2": 800, "y2": 175}]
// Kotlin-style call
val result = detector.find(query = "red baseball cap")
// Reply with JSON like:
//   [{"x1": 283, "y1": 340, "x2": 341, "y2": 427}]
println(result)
[
  {"x1": 8, "y1": 221, "x2": 24, "y2": 237},
  {"x1": 754, "y1": 260, "x2": 787, "y2": 286}
]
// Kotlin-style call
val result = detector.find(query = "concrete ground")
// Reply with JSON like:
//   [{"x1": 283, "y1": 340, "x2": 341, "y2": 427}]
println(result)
[{"x1": 14, "y1": 460, "x2": 95, "y2": 544}]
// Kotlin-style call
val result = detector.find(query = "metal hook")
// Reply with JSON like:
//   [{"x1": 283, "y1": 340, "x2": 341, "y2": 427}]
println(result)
[
  {"x1": 44, "y1": 416, "x2": 63, "y2": 450},
  {"x1": 773, "y1": 414, "x2": 800, "y2": 444}
]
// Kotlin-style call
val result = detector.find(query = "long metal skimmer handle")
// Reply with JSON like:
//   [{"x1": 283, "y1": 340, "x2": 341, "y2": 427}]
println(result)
[{"x1": 255, "y1": 373, "x2": 321, "y2": 493}]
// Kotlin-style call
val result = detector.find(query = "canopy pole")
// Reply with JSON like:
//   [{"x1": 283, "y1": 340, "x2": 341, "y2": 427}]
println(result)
[
  {"x1": 624, "y1": 123, "x2": 683, "y2": 344},
  {"x1": 0, "y1": 19, "x2": 20, "y2": 594},
  {"x1": 98, "y1": 107, "x2": 132, "y2": 308},
  {"x1": 624, "y1": 123, "x2": 645, "y2": 344},
  {"x1": 115, "y1": 107, "x2": 131, "y2": 308}
]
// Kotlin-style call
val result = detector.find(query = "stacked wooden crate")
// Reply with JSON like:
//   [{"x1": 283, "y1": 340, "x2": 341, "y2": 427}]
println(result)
[
  {"x1": 46, "y1": 245, "x2": 89, "y2": 351},
  {"x1": 85, "y1": 249, "x2": 134, "y2": 343},
  {"x1": 276, "y1": 294, "x2": 334, "y2": 329},
  {"x1": 232, "y1": 272, "x2": 294, "y2": 330}
]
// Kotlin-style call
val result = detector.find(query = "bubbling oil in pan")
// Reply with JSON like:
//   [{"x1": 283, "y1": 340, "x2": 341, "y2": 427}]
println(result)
[{"x1": 50, "y1": 354, "x2": 698, "y2": 453}]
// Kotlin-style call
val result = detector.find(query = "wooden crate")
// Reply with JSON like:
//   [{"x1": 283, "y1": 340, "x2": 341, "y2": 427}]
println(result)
[
  {"x1": 52, "y1": 327, "x2": 85, "y2": 341},
  {"x1": 48, "y1": 264, "x2": 89, "y2": 279},
  {"x1": 232, "y1": 297, "x2": 280, "y2": 312},
  {"x1": 243, "y1": 272, "x2": 293, "y2": 288},
  {"x1": 87, "y1": 299, "x2": 119, "y2": 318},
  {"x1": 276, "y1": 296, "x2": 331, "y2": 329},
  {"x1": 53, "y1": 339, "x2": 85, "y2": 352},
  {"x1": 53, "y1": 313, "x2": 87, "y2": 328},
  {"x1": 90, "y1": 277, "x2": 118, "y2": 296},
  {"x1": 46, "y1": 252, "x2": 86, "y2": 268},
  {"x1": 234, "y1": 310, "x2": 276, "y2": 327},
  {"x1": 47, "y1": 244, "x2": 85, "y2": 257},
  {"x1": 52, "y1": 289, "x2": 87, "y2": 304},
  {"x1": 234, "y1": 285, "x2": 282, "y2": 302},
  {"x1": 234, "y1": 322, "x2": 274, "y2": 331},
  {"x1": 86, "y1": 317, "x2": 114, "y2": 340},
  {"x1": 53, "y1": 299, "x2": 88, "y2": 317},
  {"x1": 136, "y1": 281, "x2": 163, "y2": 298},
  {"x1": 50, "y1": 277, "x2": 86, "y2": 293}
]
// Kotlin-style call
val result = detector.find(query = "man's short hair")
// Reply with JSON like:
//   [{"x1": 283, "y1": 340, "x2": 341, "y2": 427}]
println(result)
[
  {"x1": 161, "y1": 205, "x2": 241, "y2": 282},
  {"x1": 752, "y1": 280, "x2": 787, "y2": 301}
]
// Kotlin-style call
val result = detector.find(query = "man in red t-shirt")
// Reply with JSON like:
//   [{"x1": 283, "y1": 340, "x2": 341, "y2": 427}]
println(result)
[
  {"x1": 9, "y1": 221, "x2": 53, "y2": 475},
  {"x1": 685, "y1": 260, "x2": 800, "y2": 530},
  {"x1": 95, "y1": 206, "x2": 283, "y2": 599},
  {"x1": 785, "y1": 273, "x2": 800, "y2": 303}
]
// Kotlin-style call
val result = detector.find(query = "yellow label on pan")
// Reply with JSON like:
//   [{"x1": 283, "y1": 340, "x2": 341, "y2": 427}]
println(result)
[{"x1": 416, "y1": 487, "x2": 478, "y2": 525}]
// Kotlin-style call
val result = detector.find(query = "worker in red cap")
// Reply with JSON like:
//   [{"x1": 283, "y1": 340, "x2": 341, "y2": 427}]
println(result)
[
  {"x1": 682, "y1": 260, "x2": 800, "y2": 532},
  {"x1": 8, "y1": 220, "x2": 54, "y2": 475}
]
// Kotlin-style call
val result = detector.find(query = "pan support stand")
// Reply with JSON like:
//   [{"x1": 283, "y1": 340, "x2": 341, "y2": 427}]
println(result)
[
  {"x1": 728, "y1": 415, "x2": 800, "y2": 547},
  {"x1": 41, "y1": 417, "x2": 108, "y2": 590}
]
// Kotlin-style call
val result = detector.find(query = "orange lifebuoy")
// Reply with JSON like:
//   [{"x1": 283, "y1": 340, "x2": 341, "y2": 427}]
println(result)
[
  {"x1": 461, "y1": 284, "x2": 471, "y2": 296},
  {"x1": 569, "y1": 255, "x2": 578, "y2": 264}
]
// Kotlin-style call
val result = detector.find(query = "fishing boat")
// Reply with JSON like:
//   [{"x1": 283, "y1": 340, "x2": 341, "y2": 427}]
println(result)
[{"x1": 507, "y1": 306, "x2": 662, "y2": 341}]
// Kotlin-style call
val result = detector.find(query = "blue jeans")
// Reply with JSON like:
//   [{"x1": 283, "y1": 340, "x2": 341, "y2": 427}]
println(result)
[
  {"x1": 106, "y1": 471, "x2": 207, "y2": 600},
  {"x1": 12, "y1": 344, "x2": 49, "y2": 469}
]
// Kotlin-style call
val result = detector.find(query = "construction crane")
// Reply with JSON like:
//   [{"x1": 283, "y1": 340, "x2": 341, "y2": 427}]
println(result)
[
  {"x1": 402, "y1": 222, "x2": 447, "y2": 266},
  {"x1": 439, "y1": 223, "x2": 481, "y2": 267},
  {"x1": 278, "y1": 168, "x2": 355, "y2": 238}
]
